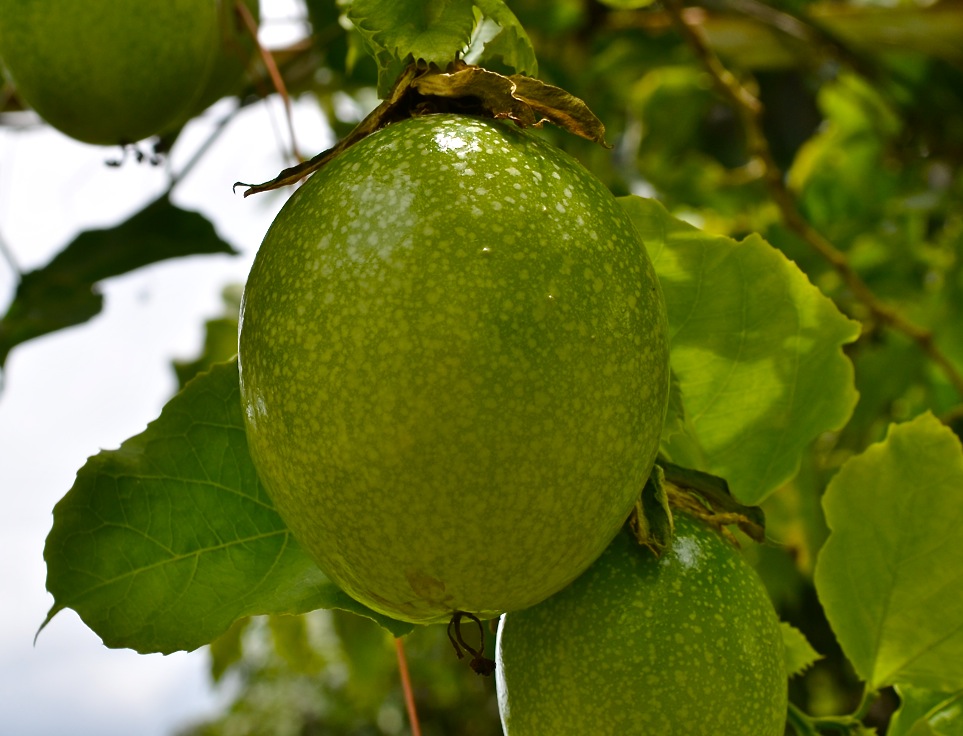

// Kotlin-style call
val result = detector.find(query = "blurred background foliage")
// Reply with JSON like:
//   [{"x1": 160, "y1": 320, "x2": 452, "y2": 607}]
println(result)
[
  {"x1": 181, "y1": 0, "x2": 963, "y2": 733},
  {"x1": 6, "y1": 0, "x2": 962, "y2": 733}
]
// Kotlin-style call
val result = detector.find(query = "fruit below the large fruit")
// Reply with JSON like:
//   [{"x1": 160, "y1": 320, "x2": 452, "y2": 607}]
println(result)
[{"x1": 496, "y1": 513, "x2": 788, "y2": 735}]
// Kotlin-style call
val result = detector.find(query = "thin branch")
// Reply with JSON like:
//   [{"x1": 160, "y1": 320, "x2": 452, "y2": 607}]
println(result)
[
  {"x1": 0, "y1": 214, "x2": 20, "y2": 278},
  {"x1": 394, "y1": 637, "x2": 422, "y2": 736},
  {"x1": 664, "y1": 0, "x2": 963, "y2": 401},
  {"x1": 167, "y1": 104, "x2": 241, "y2": 193},
  {"x1": 236, "y1": 0, "x2": 302, "y2": 162}
]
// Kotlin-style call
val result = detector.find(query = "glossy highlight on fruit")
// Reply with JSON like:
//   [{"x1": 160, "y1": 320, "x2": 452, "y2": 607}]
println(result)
[
  {"x1": 495, "y1": 514, "x2": 788, "y2": 735},
  {"x1": 238, "y1": 113, "x2": 670, "y2": 624},
  {"x1": 0, "y1": 0, "x2": 220, "y2": 145}
]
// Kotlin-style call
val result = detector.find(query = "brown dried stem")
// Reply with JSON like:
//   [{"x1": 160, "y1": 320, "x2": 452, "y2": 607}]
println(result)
[
  {"x1": 394, "y1": 637, "x2": 422, "y2": 736},
  {"x1": 664, "y1": 0, "x2": 963, "y2": 401},
  {"x1": 236, "y1": 0, "x2": 302, "y2": 162}
]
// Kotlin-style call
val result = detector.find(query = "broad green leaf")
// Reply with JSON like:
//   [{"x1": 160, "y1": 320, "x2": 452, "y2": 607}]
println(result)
[
  {"x1": 347, "y1": 0, "x2": 536, "y2": 96},
  {"x1": 208, "y1": 617, "x2": 250, "y2": 683},
  {"x1": 470, "y1": 0, "x2": 538, "y2": 75},
  {"x1": 268, "y1": 614, "x2": 324, "y2": 674},
  {"x1": 619, "y1": 196, "x2": 860, "y2": 504},
  {"x1": 0, "y1": 195, "x2": 236, "y2": 366},
  {"x1": 813, "y1": 412, "x2": 963, "y2": 691},
  {"x1": 781, "y1": 621, "x2": 822, "y2": 678},
  {"x1": 890, "y1": 686, "x2": 963, "y2": 736},
  {"x1": 42, "y1": 360, "x2": 413, "y2": 654},
  {"x1": 348, "y1": 0, "x2": 475, "y2": 95}
]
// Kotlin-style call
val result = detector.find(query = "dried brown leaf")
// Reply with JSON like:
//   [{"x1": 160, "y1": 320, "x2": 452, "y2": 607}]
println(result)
[{"x1": 237, "y1": 62, "x2": 608, "y2": 196}]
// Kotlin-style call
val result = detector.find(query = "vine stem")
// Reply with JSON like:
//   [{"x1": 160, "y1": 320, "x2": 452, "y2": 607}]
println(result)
[
  {"x1": 394, "y1": 637, "x2": 422, "y2": 736},
  {"x1": 788, "y1": 702, "x2": 867, "y2": 734},
  {"x1": 0, "y1": 228, "x2": 20, "y2": 280},
  {"x1": 168, "y1": 105, "x2": 239, "y2": 193},
  {"x1": 787, "y1": 703, "x2": 821, "y2": 736},
  {"x1": 852, "y1": 685, "x2": 879, "y2": 722},
  {"x1": 663, "y1": 0, "x2": 963, "y2": 401},
  {"x1": 235, "y1": 0, "x2": 302, "y2": 163}
]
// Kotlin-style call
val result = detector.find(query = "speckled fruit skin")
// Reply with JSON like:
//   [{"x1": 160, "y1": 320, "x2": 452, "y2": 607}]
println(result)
[
  {"x1": 495, "y1": 514, "x2": 788, "y2": 736},
  {"x1": 0, "y1": 0, "x2": 219, "y2": 145},
  {"x1": 238, "y1": 114, "x2": 670, "y2": 624}
]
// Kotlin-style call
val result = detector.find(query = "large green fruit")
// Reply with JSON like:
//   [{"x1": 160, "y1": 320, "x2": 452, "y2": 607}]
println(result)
[
  {"x1": 495, "y1": 514, "x2": 788, "y2": 735},
  {"x1": 238, "y1": 113, "x2": 670, "y2": 624},
  {"x1": 0, "y1": 0, "x2": 220, "y2": 145}
]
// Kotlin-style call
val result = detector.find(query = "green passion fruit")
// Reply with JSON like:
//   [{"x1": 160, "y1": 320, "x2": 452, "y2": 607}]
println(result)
[
  {"x1": 495, "y1": 514, "x2": 788, "y2": 735},
  {"x1": 0, "y1": 0, "x2": 220, "y2": 145},
  {"x1": 238, "y1": 113, "x2": 670, "y2": 624},
  {"x1": 190, "y1": 0, "x2": 260, "y2": 115}
]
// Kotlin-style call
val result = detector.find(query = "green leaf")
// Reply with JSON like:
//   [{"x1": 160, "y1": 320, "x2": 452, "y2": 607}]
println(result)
[
  {"x1": 208, "y1": 617, "x2": 250, "y2": 683},
  {"x1": 268, "y1": 614, "x2": 324, "y2": 674},
  {"x1": 781, "y1": 621, "x2": 822, "y2": 678},
  {"x1": 0, "y1": 195, "x2": 236, "y2": 366},
  {"x1": 470, "y1": 0, "x2": 538, "y2": 75},
  {"x1": 172, "y1": 284, "x2": 243, "y2": 389},
  {"x1": 348, "y1": 0, "x2": 475, "y2": 95},
  {"x1": 346, "y1": 0, "x2": 537, "y2": 96},
  {"x1": 42, "y1": 360, "x2": 413, "y2": 654},
  {"x1": 619, "y1": 196, "x2": 860, "y2": 504},
  {"x1": 813, "y1": 412, "x2": 963, "y2": 691},
  {"x1": 890, "y1": 686, "x2": 963, "y2": 736}
]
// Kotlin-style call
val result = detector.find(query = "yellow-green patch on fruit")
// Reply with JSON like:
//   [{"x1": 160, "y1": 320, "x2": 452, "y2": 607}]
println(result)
[
  {"x1": 238, "y1": 113, "x2": 670, "y2": 624},
  {"x1": 496, "y1": 514, "x2": 788, "y2": 735},
  {"x1": 0, "y1": 0, "x2": 219, "y2": 145}
]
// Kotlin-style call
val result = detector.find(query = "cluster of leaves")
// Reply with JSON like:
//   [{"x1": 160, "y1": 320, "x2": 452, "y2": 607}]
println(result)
[{"x1": 4, "y1": 0, "x2": 963, "y2": 734}]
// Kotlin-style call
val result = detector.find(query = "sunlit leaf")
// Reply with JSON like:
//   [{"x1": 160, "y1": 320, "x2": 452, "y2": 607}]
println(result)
[
  {"x1": 346, "y1": 0, "x2": 536, "y2": 96},
  {"x1": 208, "y1": 617, "x2": 249, "y2": 683},
  {"x1": 42, "y1": 360, "x2": 413, "y2": 654},
  {"x1": 781, "y1": 622, "x2": 822, "y2": 678},
  {"x1": 620, "y1": 196, "x2": 860, "y2": 504},
  {"x1": 0, "y1": 195, "x2": 235, "y2": 366},
  {"x1": 268, "y1": 614, "x2": 324, "y2": 674},
  {"x1": 814, "y1": 412, "x2": 963, "y2": 690},
  {"x1": 348, "y1": 0, "x2": 475, "y2": 95},
  {"x1": 471, "y1": 0, "x2": 537, "y2": 75},
  {"x1": 889, "y1": 685, "x2": 963, "y2": 736}
]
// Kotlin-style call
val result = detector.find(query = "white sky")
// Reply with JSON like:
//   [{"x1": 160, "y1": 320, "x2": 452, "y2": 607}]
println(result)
[{"x1": 0, "y1": 3, "x2": 338, "y2": 733}]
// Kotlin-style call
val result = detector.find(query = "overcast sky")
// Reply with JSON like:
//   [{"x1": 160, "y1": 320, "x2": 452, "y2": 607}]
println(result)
[{"x1": 0, "y1": 3, "x2": 337, "y2": 733}]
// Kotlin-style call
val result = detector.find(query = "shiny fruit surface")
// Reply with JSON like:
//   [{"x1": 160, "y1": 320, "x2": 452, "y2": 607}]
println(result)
[
  {"x1": 238, "y1": 113, "x2": 670, "y2": 624},
  {"x1": 496, "y1": 514, "x2": 788, "y2": 735}
]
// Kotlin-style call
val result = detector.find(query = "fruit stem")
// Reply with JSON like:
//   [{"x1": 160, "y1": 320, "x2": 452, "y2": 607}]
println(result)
[
  {"x1": 787, "y1": 701, "x2": 866, "y2": 734},
  {"x1": 394, "y1": 637, "x2": 423, "y2": 736},
  {"x1": 446, "y1": 611, "x2": 496, "y2": 676},
  {"x1": 851, "y1": 685, "x2": 879, "y2": 722},
  {"x1": 786, "y1": 703, "x2": 821, "y2": 736}
]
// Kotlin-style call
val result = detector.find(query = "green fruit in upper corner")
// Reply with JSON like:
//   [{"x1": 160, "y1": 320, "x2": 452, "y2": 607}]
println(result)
[
  {"x1": 0, "y1": 0, "x2": 220, "y2": 145},
  {"x1": 191, "y1": 0, "x2": 260, "y2": 114},
  {"x1": 495, "y1": 513, "x2": 788, "y2": 736},
  {"x1": 238, "y1": 113, "x2": 670, "y2": 624}
]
